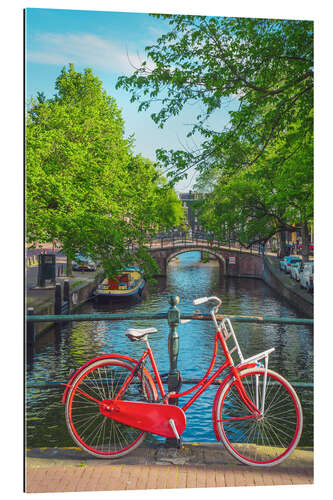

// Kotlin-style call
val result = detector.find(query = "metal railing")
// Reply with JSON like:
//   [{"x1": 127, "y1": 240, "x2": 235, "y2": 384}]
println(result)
[
  {"x1": 26, "y1": 295, "x2": 313, "y2": 388},
  {"x1": 147, "y1": 232, "x2": 264, "y2": 255},
  {"x1": 26, "y1": 295, "x2": 313, "y2": 446},
  {"x1": 26, "y1": 311, "x2": 313, "y2": 325}
]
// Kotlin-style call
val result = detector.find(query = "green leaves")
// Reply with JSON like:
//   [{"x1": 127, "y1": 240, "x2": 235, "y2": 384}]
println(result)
[
  {"x1": 26, "y1": 64, "x2": 185, "y2": 278},
  {"x1": 117, "y1": 15, "x2": 313, "y2": 175},
  {"x1": 117, "y1": 15, "x2": 313, "y2": 247},
  {"x1": 195, "y1": 119, "x2": 313, "y2": 246}
]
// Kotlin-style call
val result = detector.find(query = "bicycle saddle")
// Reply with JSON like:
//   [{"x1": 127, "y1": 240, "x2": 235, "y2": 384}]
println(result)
[{"x1": 125, "y1": 327, "x2": 158, "y2": 342}]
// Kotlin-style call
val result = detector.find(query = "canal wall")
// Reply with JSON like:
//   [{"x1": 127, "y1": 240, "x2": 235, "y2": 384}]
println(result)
[
  {"x1": 262, "y1": 255, "x2": 313, "y2": 318},
  {"x1": 224, "y1": 252, "x2": 263, "y2": 279},
  {"x1": 70, "y1": 272, "x2": 104, "y2": 312},
  {"x1": 27, "y1": 271, "x2": 103, "y2": 340}
]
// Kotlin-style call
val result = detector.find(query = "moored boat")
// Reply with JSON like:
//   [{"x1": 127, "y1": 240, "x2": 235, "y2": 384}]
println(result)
[{"x1": 94, "y1": 267, "x2": 145, "y2": 298}]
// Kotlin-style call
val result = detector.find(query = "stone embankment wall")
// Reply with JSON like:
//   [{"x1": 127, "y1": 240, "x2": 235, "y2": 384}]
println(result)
[
  {"x1": 29, "y1": 272, "x2": 103, "y2": 339},
  {"x1": 70, "y1": 272, "x2": 103, "y2": 312},
  {"x1": 262, "y1": 256, "x2": 313, "y2": 318},
  {"x1": 225, "y1": 252, "x2": 263, "y2": 279}
]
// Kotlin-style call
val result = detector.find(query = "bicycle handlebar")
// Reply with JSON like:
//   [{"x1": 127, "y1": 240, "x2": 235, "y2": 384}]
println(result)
[
  {"x1": 193, "y1": 296, "x2": 209, "y2": 305},
  {"x1": 193, "y1": 296, "x2": 222, "y2": 308},
  {"x1": 193, "y1": 297, "x2": 222, "y2": 331}
]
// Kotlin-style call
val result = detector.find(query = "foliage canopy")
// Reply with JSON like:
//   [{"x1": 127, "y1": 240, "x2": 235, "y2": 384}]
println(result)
[
  {"x1": 26, "y1": 64, "x2": 185, "y2": 278},
  {"x1": 117, "y1": 15, "x2": 313, "y2": 255}
]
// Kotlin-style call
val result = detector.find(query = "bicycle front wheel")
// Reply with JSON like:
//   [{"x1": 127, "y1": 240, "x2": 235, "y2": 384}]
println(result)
[
  {"x1": 65, "y1": 357, "x2": 157, "y2": 458},
  {"x1": 216, "y1": 368, "x2": 303, "y2": 466}
]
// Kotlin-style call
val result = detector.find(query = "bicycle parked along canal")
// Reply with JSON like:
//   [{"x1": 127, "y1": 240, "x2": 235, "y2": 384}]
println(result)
[{"x1": 62, "y1": 296, "x2": 303, "y2": 467}]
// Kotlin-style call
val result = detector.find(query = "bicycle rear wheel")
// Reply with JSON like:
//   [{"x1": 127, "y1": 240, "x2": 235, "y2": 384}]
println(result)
[
  {"x1": 65, "y1": 357, "x2": 157, "y2": 458},
  {"x1": 216, "y1": 367, "x2": 303, "y2": 466}
]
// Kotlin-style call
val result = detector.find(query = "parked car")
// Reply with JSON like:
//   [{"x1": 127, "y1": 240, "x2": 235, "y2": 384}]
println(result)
[
  {"x1": 285, "y1": 257, "x2": 302, "y2": 274},
  {"x1": 299, "y1": 261, "x2": 314, "y2": 293},
  {"x1": 280, "y1": 256, "x2": 302, "y2": 273},
  {"x1": 279, "y1": 257, "x2": 289, "y2": 271},
  {"x1": 297, "y1": 242, "x2": 314, "y2": 253},
  {"x1": 290, "y1": 261, "x2": 303, "y2": 281},
  {"x1": 72, "y1": 255, "x2": 97, "y2": 272}
]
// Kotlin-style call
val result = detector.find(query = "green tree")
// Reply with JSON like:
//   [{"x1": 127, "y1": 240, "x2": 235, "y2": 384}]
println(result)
[
  {"x1": 26, "y1": 64, "x2": 184, "y2": 278},
  {"x1": 195, "y1": 117, "x2": 313, "y2": 259},
  {"x1": 117, "y1": 15, "x2": 313, "y2": 255}
]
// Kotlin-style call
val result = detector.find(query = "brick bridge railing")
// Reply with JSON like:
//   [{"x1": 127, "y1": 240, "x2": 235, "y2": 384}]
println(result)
[{"x1": 144, "y1": 234, "x2": 267, "y2": 278}]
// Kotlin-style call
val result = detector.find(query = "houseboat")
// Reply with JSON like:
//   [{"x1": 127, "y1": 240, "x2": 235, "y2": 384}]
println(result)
[{"x1": 94, "y1": 267, "x2": 145, "y2": 299}]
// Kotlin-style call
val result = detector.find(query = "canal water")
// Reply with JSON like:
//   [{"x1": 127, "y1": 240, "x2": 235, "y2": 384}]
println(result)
[{"x1": 26, "y1": 251, "x2": 313, "y2": 448}]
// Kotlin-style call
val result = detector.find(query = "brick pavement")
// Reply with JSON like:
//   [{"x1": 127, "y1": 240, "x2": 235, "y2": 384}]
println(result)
[
  {"x1": 26, "y1": 463, "x2": 313, "y2": 493},
  {"x1": 25, "y1": 445, "x2": 314, "y2": 493}
]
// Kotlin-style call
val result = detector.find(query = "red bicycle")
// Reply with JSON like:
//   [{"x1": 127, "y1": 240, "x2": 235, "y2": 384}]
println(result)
[{"x1": 62, "y1": 296, "x2": 303, "y2": 467}]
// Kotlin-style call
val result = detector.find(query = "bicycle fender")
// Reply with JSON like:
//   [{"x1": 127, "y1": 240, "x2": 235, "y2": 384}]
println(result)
[
  {"x1": 212, "y1": 363, "x2": 256, "y2": 441},
  {"x1": 61, "y1": 354, "x2": 158, "y2": 404}
]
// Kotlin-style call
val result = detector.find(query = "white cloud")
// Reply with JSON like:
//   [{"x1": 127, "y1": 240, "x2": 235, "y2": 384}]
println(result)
[
  {"x1": 146, "y1": 25, "x2": 165, "y2": 39},
  {"x1": 27, "y1": 32, "x2": 146, "y2": 74}
]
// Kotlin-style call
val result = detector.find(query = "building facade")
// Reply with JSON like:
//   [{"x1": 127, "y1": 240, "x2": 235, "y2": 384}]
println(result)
[{"x1": 178, "y1": 191, "x2": 202, "y2": 232}]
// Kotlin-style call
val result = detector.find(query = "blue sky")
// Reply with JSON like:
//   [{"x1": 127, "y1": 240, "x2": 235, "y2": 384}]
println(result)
[{"x1": 25, "y1": 7, "x2": 238, "y2": 192}]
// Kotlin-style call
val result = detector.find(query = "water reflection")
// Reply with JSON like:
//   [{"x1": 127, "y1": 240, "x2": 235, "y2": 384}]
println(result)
[{"x1": 26, "y1": 251, "x2": 313, "y2": 447}]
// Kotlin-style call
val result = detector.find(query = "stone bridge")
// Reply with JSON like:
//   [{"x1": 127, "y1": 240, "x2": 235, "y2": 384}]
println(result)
[{"x1": 148, "y1": 238, "x2": 264, "y2": 278}]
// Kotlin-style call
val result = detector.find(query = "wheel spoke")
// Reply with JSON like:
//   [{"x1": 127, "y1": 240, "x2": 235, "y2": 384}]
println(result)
[
  {"x1": 66, "y1": 359, "x2": 156, "y2": 457},
  {"x1": 217, "y1": 368, "x2": 302, "y2": 466}
]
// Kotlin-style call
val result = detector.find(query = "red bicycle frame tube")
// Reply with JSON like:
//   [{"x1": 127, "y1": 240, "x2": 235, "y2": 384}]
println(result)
[
  {"x1": 61, "y1": 353, "x2": 158, "y2": 404},
  {"x1": 112, "y1": 329, "x2": 260, "y2": 416},
  {"x1": 113, "y1": 350, "x2": 150, "y2": 402},
  {"x1": 170, "y1": 329, "x2": 260, "y2": 415}
]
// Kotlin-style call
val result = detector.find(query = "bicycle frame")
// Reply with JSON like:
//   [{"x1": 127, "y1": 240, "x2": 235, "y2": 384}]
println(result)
[
  {"x1": 114, "y1": 324, "x2": 261, "y2": 417},
  {"x1": 63, "y1": 296, "x2": 303, "y2": 465}
]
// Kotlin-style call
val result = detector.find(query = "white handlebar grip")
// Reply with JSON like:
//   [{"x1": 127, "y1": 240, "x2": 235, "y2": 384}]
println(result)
[{"x1": 193, "y1": 297, "x2": 208, "y2": 305}]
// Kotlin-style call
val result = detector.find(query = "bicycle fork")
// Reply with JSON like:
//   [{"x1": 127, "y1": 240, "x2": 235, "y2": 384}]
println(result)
[
  {"x1": 232, "y1": 354, "x2": 270, "y2": 417},
  {"x1": 231, "y1": 366, "x2": 262, "y2": 417}
]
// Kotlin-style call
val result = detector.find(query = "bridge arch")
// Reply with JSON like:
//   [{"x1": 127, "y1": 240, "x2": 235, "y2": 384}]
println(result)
[
  {"x1": 167, "y1": 248, "x2": 226, "y2": 275},
  {"x1": 148, "y1": 241, "x2": 264, "y2": 278}
]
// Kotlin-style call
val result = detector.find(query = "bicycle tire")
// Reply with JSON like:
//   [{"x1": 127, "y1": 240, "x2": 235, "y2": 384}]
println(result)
[
  {"x1": 215, "y1": 367, "x2": 303, "y2": 466},
  {"x1": 65, "y1": 357, "x2": 157, "y2": 458}
]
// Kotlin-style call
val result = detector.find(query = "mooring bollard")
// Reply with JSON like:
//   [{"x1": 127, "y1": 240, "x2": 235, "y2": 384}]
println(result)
[
  {"x1": 165, "y1": 294, "x2": 182, "y2": 448},
  {"x1": 54, "y1": 283, "x2": 62, "y2": 315},
  {"x1": 37, "y1": 254, "x2": 44, "y2": 287},
  {"x1": 27, "y1": 307, "x2": 35, "y2": 346},
  {"x1": 63, "y1": 279, "x2": 70, "y2": 313}
]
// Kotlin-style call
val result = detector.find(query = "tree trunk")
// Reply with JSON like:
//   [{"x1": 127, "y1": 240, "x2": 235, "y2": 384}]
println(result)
[
  {"x1": 278, "y1": 231, "x2": 287, "y2": 258},
  {"x1": 66, "y1": 256, "x2": 73, "y2": 277},
  {"x1": 300, "y1": 221, "x2": 310, "y2": 262}
]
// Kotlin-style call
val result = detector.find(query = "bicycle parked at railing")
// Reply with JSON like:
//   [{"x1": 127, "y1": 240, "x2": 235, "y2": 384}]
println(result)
[{"x1": 62, "y1": 296, "x2": 303, "y2": 467}]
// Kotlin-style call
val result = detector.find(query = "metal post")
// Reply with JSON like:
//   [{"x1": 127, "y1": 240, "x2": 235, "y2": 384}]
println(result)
[
  {"x1": 55, "y1": 283, "x2": 62, "y2": 315},
  {"x1": 64, "y1": 279, "x2": 70, "y2": 314},
  {"x1": 27, "y1": 307, "x2": 35, "y2": 346},
  {"x1": 165, "y1": 295, "x2": 181, "y2": 448},
  {"x1": 37, "y1": 254, "x2": 45, "y2": 287}
]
